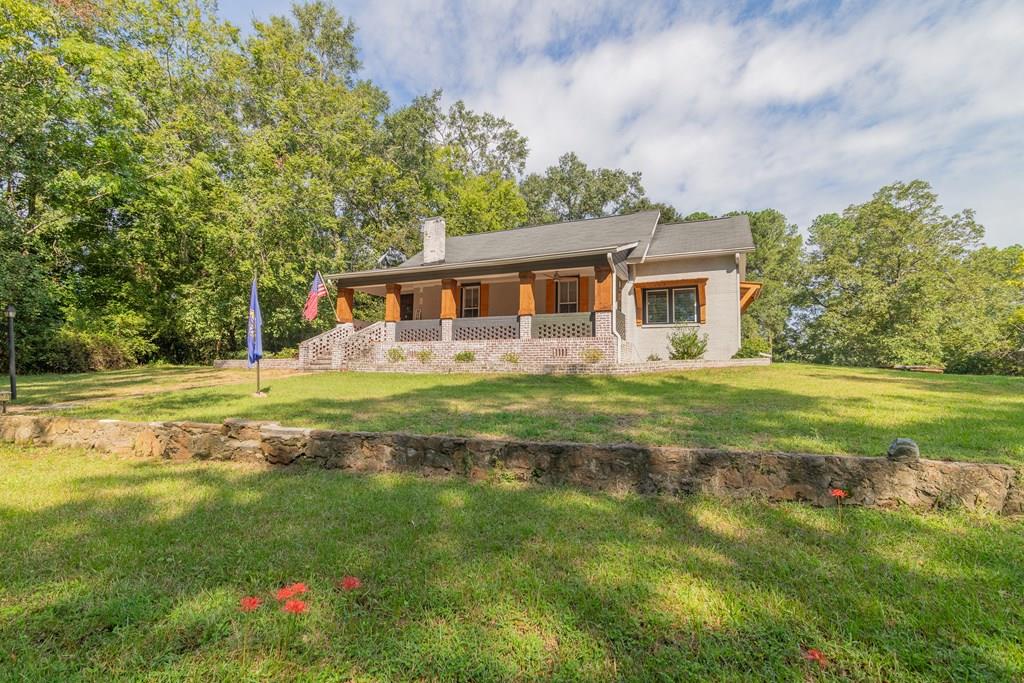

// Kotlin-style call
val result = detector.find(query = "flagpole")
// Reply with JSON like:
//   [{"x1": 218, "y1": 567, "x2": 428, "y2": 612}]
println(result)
[{"x1": 256, "y1": 358, "x2": 261, "y2": 394}]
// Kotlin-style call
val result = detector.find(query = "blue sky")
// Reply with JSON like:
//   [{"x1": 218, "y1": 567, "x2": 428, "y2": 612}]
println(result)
[{"x1": 216, "y1": 0, "x2": 1023, "y2": 247}]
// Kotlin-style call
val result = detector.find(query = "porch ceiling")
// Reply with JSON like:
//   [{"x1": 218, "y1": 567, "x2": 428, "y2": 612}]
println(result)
[{"x1": 353, "y1": 265, "x2": 599, "y2": 296}]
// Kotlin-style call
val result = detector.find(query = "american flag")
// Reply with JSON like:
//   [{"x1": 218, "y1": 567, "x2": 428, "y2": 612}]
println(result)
[{"x1": 303, "y1": 271, "x2": 329, "y2": 321}]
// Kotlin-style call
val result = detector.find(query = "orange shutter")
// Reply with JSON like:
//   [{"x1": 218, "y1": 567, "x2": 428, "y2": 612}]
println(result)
[
  {"x1": 480, "y1": 283, "x2": 489, "y2": 317},
  {"x1": 545, "y1": 279, "x2": 555, "y2": 313},
  {"x1": 578, "y1": 276, "x2": 589, "y2": 312}
]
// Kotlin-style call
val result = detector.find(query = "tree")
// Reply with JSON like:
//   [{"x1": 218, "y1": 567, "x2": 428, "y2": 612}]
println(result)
[
  {"x1": 519, "y1": 152, "x2": 647, "y2": 224},
  {"x1": 433, "y1": 97, "x2": 529, "y2": 179},
  {"x1": 798, "y1": 180, "x2": 984, "y2": 367},
  {"x1": 727, "y1": 210, "x2": 803, "y2": 353}
]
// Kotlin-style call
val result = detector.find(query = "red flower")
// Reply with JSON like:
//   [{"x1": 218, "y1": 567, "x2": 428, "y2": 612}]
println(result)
[
  {"x1": 276, "y1": 582, "x2": 308, "y2": 600},
  {"x1": 338, "y1": 576, "x2": 362, "y2": 591},
  {"x1": 239, "y1": 596, "x2": 262, "y2": 612},
  {"x1": 803, "y1": 647, "x2": 828, "y2": 667},
  {"x1": 829, "y1": 488, "x2": 848, "y2": 499},
  {"x1": 282, "y1": 599, "x2": 308, "y2": 614}
]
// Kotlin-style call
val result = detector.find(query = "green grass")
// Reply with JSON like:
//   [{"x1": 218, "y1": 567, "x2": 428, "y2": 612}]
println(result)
[
  {"x1": 14, "y1": 365, "x2": 295, "y2": 406},
  {"x1": 1, "y1": 444, "x2": 1021, "y2": 681},
  {"x1": 57, "y1": 363, "x2": 1024, "y2": 464}
]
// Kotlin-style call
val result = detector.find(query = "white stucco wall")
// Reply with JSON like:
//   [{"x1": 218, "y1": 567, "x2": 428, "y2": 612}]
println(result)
[{"x1": 620, "y1": 254, "x2": 741, "y2": 361}]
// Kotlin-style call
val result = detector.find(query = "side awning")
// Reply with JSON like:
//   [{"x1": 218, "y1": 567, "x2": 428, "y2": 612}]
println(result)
[{"x1": 739, "y1": 281, "x2": 763, "y2": 312}]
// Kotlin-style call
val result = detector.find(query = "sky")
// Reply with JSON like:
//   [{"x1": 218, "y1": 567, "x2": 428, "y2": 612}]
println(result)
[{"x1": 216, "y1": 0, "x2": 1024, "y2": 247}]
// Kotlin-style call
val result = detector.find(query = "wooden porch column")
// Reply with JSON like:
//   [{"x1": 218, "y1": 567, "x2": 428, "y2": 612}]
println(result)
[
  {"x1": 518, "y1": 272, "x2": 536, "y2": 315},
  {"x1": 440, "y1": 279, "x2": 458, "y2": 319},
  {"x1": 384, "y1": 283, "x2": 401, "y2": 322},
  {"x1": 335, "y1": 287, "x2": 354, "y2": 324},
  {"x1": 518, "y1": 272, "x2": 535, "y2": 339},
  {"x1": 593, "y1": 265, "x2": 613, "y2": 312}
]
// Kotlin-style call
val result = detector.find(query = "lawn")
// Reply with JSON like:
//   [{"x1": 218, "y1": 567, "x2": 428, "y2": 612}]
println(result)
[
  {"x1": 13, "y1": 365, "x2": 296, "y2": 407},
  {"x1": 1, "y1": 445, "x2": 1021, "y2": 681},
  {"x1": 50, "y1": 363, "x2": 1024, "y2": 464}
]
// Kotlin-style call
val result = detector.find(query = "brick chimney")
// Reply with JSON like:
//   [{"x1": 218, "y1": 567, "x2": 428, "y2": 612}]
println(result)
[{"x1": 421, "y1": 216, "x2": 446, "y2": 264}]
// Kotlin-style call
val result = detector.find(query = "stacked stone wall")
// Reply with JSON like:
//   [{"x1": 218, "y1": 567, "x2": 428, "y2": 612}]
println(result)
[{"x1": 1, "y1": 415, "x2": 1019, "y2": 515}]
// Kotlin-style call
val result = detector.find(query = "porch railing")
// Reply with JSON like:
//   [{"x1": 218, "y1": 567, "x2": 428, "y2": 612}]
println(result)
[
  {"x1": 453, "y1": 315, "x2": 519, "y2": 341},
  {"x1": 534, "y1": 312, "x2": 593, "y2": 338},
  {"x1": 396, "y1": 319, "x2": 442, "y2": 342}
]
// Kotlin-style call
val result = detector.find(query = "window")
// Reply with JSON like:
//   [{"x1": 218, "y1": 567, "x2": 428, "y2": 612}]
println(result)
[
  {"x1": 556, "y1": 278, "x2": 578, "y2": 313},
  {"x1": 461, "y1": 284, "x2": 480, "y2": 318},
  {"x1": 643, "y1": 287, "x2": 698, "y2": 325}
]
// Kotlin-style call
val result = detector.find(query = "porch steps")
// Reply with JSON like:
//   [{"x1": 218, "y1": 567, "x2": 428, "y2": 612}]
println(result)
[{"x1": 304, "y1": 349, "x2": 336, "y2": 372}]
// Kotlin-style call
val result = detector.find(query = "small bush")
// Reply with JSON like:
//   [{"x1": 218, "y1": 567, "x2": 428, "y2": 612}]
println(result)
[
  {"x1": 944, "y1": 349, "x2": 1024, "y2": 376},
  {"x1": 500, "y1": 352, "x2": 520, "y2": 364},
  {"x1": 415, "y1": 349, "x2": 434, "y2": 364},
  {"x1": 668, "y1": 328, "x2": 708, "y2": 360},
  {"x1": 453, "y1": 350, "x2": 475, "y2": 363},
  {"x1": 386, "y1": 347, "x2": 406, "y2": 363},
  {"x1": 646, "y1": 353, "x2": 662, "y2": 362},
  {"x1": 268, "y1": 347, "x2": 298, "y2": 359},
  {"x1": 733, "y1": 336, "x2": 771, "y2": 359},
  {"x1": 581, "y1": 347, "x2": 604, "y2": 364}
]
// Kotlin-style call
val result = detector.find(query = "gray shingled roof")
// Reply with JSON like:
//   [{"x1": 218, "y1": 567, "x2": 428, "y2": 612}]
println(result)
[
  {"x1": 643, "y1": 215, "x2": 754, "y2": 258},
  {"x1": 398, "y1": 211, "x2": 660, "y2": 268}
]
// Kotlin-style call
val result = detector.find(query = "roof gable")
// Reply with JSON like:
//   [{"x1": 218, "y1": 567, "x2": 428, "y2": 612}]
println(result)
[{"x1": 641, "y1": 215, "x2": 755, "y2": 260}]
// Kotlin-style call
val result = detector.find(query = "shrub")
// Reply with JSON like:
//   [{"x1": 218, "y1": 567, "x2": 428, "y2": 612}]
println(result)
[
  {"x1": 268, "y1": 347, "x2": 298, "y2": 359},
  {"x1": 581, "y1": 347, "x2": 604, "y2": 364},
  {"x1": 944, "y1": 349, "x2": 1024, "y2": 376},
  {"x1": 44, "y1": 309, "x2": 157, "y2": 372},
  {"x1": 386, "y1": 347, "x2": 406, "y2": 363},
  {"x1": 415, "y1": 349, "x2": 434, "y2": 364},
  {"x1": 500, "y1": 352, "x2": 520, "y2": 364},
  {"x1": 733, "y1": 336, "x2": 771, "y2": 359},
  {"x1": 453, "y1": 350, "x2": 475, "y2": 363},
  {"x1": 646, "y1": 353, "x2": 662, "y2": 362},
  {"x1": 668, "y1": 328, "x2": 708, "y2": 360}
]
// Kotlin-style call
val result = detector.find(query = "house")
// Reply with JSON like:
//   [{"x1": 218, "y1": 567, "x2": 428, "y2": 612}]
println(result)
[{"x1": 298, "y1": 211, "x2": 762, "y2": 371}]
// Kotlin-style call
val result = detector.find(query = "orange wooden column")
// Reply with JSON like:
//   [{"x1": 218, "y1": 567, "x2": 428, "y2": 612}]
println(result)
[
  {"x1": 384, "y1": 283, "x2": 401, "y2": 322},
  {"x1": 335, "y1": 287, "x2": 354, "y2": 323},
  {"x1": 440, "y1": 279, "x2": 458, "y2": 319},
  {"x1": 518, "y1": 272, "x2": 536, "y2": 315},
  {"x1": 593, "y1": 265, "x2": 613, "y2": 312}
]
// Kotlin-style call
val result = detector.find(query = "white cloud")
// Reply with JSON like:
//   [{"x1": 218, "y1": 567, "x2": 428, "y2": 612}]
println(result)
[{"x1": 232, "y1": 0, "x2": 1024, "y2": 245}]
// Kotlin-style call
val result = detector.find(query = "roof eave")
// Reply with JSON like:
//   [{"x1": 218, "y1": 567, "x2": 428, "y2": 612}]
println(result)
[
  {"x1": 628, "y1": 246, "x2": 756, "y2": 263},
  {"x1": 327, "y1": 243, "x2": 639, "y2": 287}
]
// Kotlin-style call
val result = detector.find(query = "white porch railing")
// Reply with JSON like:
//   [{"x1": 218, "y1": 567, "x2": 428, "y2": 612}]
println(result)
[
  {"x1": 534, "y1": 313, "x2": 593, "y2": 338},
  {"x1": 452, "y1": 315, "x2": 519, "y2": 340},
  {"x1": 396, "y1": 319, "x2": 442, "y2": 342}
]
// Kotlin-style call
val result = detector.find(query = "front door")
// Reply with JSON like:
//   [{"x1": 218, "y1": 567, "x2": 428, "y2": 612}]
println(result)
[{"x1": 400, "y1": 293, "x2": 415, "y2": 320}]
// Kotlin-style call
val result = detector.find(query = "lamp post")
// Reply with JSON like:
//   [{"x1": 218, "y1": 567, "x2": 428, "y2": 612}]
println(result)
[{"x1": 5, "y1": 304, "x2": 15, "y2": 401}]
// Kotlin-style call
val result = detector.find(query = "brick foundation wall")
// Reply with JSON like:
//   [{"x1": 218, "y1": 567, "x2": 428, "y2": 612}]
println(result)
[
  {"x1": 2, "y1": 414, "x2": 1020, "y2": 515},
  {"x1": 349, "y1": 336, "x2": 617, "y2": 373}
]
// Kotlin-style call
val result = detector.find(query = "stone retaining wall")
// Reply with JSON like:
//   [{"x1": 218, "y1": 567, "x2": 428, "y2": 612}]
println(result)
[{"x1": 1, "y1": 415, "x2": 1019, "y2": 515}]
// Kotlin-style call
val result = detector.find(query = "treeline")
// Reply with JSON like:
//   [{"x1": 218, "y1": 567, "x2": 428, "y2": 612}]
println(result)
[{"x1": 2, "y1": 0, "x2": 1022, "y2": 374}]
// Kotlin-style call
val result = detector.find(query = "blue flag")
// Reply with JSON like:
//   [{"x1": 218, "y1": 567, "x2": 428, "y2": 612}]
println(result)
[{"x1": 247, "y1": 277, "x2": 263, "y2": 368}]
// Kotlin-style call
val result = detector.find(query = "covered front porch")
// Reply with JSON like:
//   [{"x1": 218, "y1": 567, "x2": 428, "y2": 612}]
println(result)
[{"x1": 334, "y1": 262, "x2": 618, "y2": 344}]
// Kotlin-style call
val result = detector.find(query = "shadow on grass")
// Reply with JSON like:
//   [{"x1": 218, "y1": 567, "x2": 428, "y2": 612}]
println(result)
[
  {"x1": 18, "y1": 367, "x2": 228, "y2": 405},
  {"x1": 99, "y1": 370, "x2": 1024, "y2": 461},
  {"x1": 1, "y1": 451, "x2": 1021, "y2": 681}
]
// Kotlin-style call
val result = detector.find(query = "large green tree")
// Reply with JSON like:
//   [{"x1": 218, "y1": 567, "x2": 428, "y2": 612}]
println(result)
[
  {"x1": 519, "y1": 152, "x2": 648, "y2": 224},
  {"x1": 797, "y1": 180, "x2": 990, "y2": 367},
  {"x1": 727, "y1": 209, "x2": 803, "y2": 353}
]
